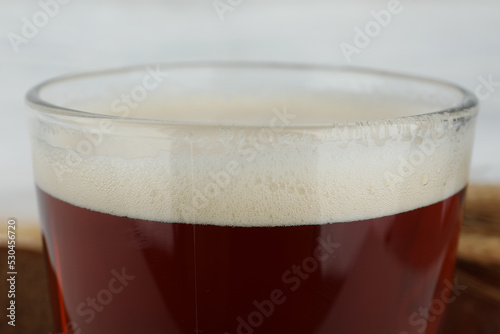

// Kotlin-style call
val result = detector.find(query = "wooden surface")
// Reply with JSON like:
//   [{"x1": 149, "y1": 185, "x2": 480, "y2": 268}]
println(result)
[
  {"x1": 1, "y1": 184, "x2": 500, "y2": 333},
  {"x1": 440, "y1": 184, "x2": 500, "y2": 333},
  {"x1": 0, "y1": 248, "x2": 52, "y2": 334}
]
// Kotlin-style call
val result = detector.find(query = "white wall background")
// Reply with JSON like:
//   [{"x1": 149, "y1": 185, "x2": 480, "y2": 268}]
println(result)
[{"x1": 1, "y1": 0, "x2": 499, "y2": 224}]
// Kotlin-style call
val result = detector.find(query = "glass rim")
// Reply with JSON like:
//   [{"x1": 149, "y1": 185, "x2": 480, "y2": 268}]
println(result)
[{"x1": 25, "y1": 62, "x2": 479, "y2": 128}]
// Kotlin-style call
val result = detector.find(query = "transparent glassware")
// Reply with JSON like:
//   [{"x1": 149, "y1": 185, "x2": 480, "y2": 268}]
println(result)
[{"x1": 26, "y1": 63, "x2": 478, "y2": 334}]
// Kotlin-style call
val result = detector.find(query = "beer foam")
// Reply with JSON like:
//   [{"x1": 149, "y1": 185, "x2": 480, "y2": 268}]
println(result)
[{"x1": 30, "y1": 100, "x2": 476, "y2": 226}]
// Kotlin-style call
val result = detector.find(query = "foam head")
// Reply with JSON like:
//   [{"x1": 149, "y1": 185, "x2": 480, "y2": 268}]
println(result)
[{"x1": 27, "y1": 64, "x2": 478, "y2": 226}]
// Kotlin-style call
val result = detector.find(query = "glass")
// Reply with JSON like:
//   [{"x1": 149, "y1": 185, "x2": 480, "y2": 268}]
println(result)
[{"x1": 26, "y1": 63, "x2": 478, "y2": 334}]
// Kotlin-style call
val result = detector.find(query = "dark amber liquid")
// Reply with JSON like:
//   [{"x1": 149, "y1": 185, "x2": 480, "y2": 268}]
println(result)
[{"x1": 38, "y1": 187, "x2": 464, "y2": 334}]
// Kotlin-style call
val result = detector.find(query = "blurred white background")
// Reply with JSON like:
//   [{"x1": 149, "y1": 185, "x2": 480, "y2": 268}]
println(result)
[{"x1": 1, "y1": 0, "x2": 499, "y2": 224}]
